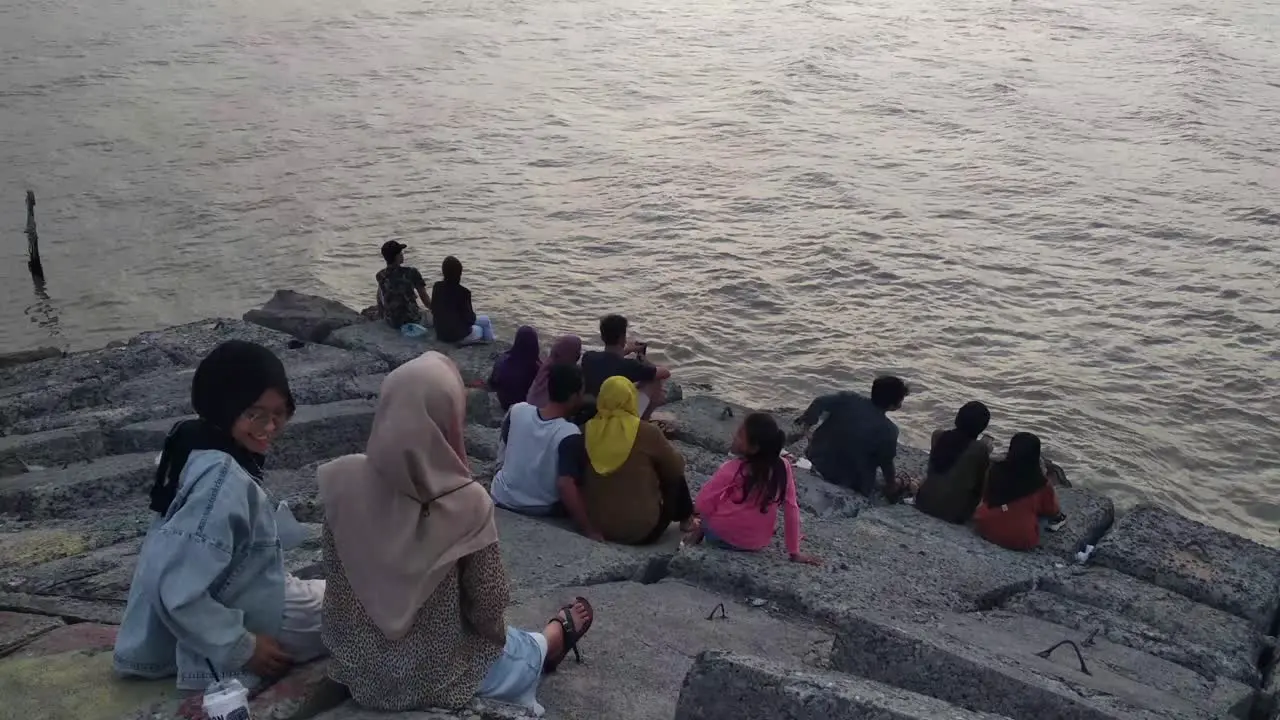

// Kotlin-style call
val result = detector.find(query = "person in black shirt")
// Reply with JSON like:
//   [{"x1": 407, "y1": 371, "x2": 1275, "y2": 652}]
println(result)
[
  {"x1": 430, "y1": 256, "x2": 495, "y2": 344},
  {"x1": 580, "y1": 314, "x2": 671, "y2": 419},
  {"x1": 794, "y1": 376, "x2": 910, "y2": 500},
  {"x1": 375, "y1": 241, "x2": 431, "y2": 331}
]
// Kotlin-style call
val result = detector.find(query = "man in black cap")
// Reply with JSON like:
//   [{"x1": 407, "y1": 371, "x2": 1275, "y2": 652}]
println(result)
[{"x1": 375, "y1": 240, "x2": 431, "y2": 331}]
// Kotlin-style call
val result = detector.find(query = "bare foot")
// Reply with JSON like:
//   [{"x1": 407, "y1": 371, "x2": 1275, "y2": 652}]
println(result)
[
  {"x1": 682, "y1": 525, "x2": 704, "y2": 547},
  {"x1": 678, "y1": 516, "x2": 699, "y2": 533}
]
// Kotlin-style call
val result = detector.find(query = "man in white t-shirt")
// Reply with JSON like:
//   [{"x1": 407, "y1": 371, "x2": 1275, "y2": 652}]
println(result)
[{"x1": 491, "y1": 364, "x2": 601, "y2": 539}]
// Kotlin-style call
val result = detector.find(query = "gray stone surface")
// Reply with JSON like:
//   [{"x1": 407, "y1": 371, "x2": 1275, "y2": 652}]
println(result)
[
  {"x1": 466, "y1": 388, "x2": 502, "y2": 428},
  {"x1": 0, "y1": 610, "x2": 63, "y2": 656},
  {"x1": 1031, "y1": 566, "x2": 1267, "y2": 683},
  {"x1": 244, "y1": 290, "x2": 365, "y2": 343},
  {"x1": 104, "y1": 344, "x2": 386, "y2": 418},
  {"x1": 653, "y1": 395, "x2": 756, "y2": 455},
  {"x1": 0, "y1": 453, "x2": 156, "y2": 521},
  {"x1": 502, "y1": 580, "x2": 832, "y2": 720},
  {"x1": 0, "y1": 592, "x2": 124, "y2": 625},
  {"x1": 0, "y1": 343, "x2": 176, "y2": 428},
  {"x1": 464, "y1": 425, "x2": 501, "y2": 463},
  {"x1": 0, "y1": 347, "x2": 61, "y2": 370},
  {"x1": 1003, "y1": 589, "x2": 1262, "y2": 686},
  {"x1": 669, "y1": 504, "x2": 1058, "y2": 622},
  {"x1": 494, "y1": 510, "x2": 681, "y2": 602},
  {"x1": 676, "y1": 651, "x2": 1012, "y2": 720},
  {"x1": 109, "y1": 399, "x2": 377, "y2": 470},
  {"x1": 831, "y1": 606, "x2": 1253, "y2": 720},
  {"x1": 1093, "y1": 504, "x2": 1280, "y2": 631},
  {"x1": 126, "y1": 318, "x2": 296, "y2": 366},
  {"x1": 3, "y1": 537, "x2": 144, "y2": 600},
  {"x1": 1038, "y1": 487, "x2": 1115, "y2": 559},
  {"x1": 324, "y1": 321, "x2": 509, "y2": 384},
  {"x1": 0, "y1": 425, "x2": 106, "y2": 477}
]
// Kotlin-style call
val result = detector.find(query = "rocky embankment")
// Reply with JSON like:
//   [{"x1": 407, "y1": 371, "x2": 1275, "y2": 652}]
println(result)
[{"x1": 1, "y1": 290, "x2": 1279, "y2": 720}]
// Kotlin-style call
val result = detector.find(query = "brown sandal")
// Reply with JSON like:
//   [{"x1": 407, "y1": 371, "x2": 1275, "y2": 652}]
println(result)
[{"x1": 543, "y1": 596, "x2": 594, "y2": 673}]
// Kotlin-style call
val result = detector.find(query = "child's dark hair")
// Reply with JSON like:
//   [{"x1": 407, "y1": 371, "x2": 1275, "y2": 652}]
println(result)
[
  {"x1": 735, "y1": 412, "x2": 789, "y2": 512},
  {"x1": 442, "y1": 255, "x2": 463, "y2": 284}
]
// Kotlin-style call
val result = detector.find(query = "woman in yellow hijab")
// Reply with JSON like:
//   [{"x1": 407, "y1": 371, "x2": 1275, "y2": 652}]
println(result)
[{"x1": 581, "y1": 376, "x2": 694, "y2": 544}]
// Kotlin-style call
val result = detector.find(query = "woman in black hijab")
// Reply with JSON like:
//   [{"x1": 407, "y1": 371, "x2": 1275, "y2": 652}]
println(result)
[
  {"x1": 914, "y1": 401, "x2": 992, "y2": 524},
  {"x1": 116, "y1": 340, "x2": 327, "y2": 691},
  {"x1": 974, "y1": 433, "x2": 1068, "y2": 550},
  {"x1": 150, "y1": 339, "x2": 296, "y2": 515}
]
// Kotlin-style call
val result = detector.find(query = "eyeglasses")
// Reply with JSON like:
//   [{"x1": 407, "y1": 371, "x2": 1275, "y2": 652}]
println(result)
[{"x1": 241, "y1": 407, "x2": 290, "y2": 430}]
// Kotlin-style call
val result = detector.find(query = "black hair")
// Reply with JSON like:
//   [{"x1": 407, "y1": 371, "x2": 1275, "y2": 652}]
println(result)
[
  {"x1": 547, "y1": 363, "x2": 584, "y2": 404},
  {"x1": 599, "y1": 314, "x2": 629, "y2": 347},
  {"x1": 871, "y1": 376, "x2": 909, "y2": 410},
  {"x1": 734, "y1": 413, "x2": 789, "y2": 512},
  {"x1": 929, "y1": 401, "x2": 991, "y2": 474},
  {"x1": 442, "y1": 255, "x2": 463, "y2": 284}
]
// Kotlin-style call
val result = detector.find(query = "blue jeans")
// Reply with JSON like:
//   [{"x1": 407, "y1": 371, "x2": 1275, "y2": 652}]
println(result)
[
  {"x1": 477, "y1": 628, "x2": 547, "y2": 714},
  {"x1": 463, "y1": 315, "x2": 496, "y2": 343}
]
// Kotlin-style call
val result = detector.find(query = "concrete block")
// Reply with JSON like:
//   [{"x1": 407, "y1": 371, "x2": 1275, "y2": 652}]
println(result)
[
  {"x1": 1038, "y1": 487, "x2": 1114, "y2": 559},
  {"x1": 324, "y1": 321, "x2": 509, "y2": 384},
  {"x1": 6, "y1": 407, "x2": 148, "y2": 437},
  {"x1": 243, "y1": 289, "x2": 365, "y2": 343},
  {"x1": 494, "y1": 509, "x2": 680, "y2": 601},
  {"x1": 654, "y1": 395, "x2": 756, "y2": 454},
  {"x1": 1003, "y1": 589, "x2": 1262, "y2": 686},
  {"x1": 4, "y1": 538, "x2": 143, "y2": 600},
  {"x1": 0, "y1": 453, "x2": 156, "y2": 521},
  {"x1": 0, "y1": 611, "x2": 62, "y2": 656},
  {"x1": 502, "y1": 580, "x2": 832, "y2": 720},
  {"x1": 676, "y1": 651, "x2": 1012, "y2": 720},
  {"x1": 0, "y1": 347, "x2": 62, "y2": 370},
  {"x1": 0, "y1": 425, "x2": 106, "y2": 478},
  {"x1": 109, "y1": 399, "x2": 377, "y2": 470},
  {"x1": 0, "y1": 623, "x2": 181, "y2": 720},
  {"x1": 669, "y1": 504, "x2": 1058, "y2": 622},
  {"x1": 1034, "y1": 567, "x2": 1266, "y2": 683},
  {"x1": 464, "y1": 425, "x2": 501, "y2": 462},
  {"x1": 0, "y1": 519, "x2": 149, "y2": 572},
  {"x1": 126, "y1": 318, "x2": 296, "y2": 366},
  {"x1": 1093, "y1": 504, "x2": 1280, "y2": 631},
  {"x1": 0, "y1": 592, "x2": 124, "y2": 625},
  {"x1": 831, "y1": 606, "x2": 1255, "y2": 720}
]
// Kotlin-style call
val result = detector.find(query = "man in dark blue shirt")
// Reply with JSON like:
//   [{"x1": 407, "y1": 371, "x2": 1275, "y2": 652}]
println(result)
[{"x1": 795, "y1": 376, "x2": 910, "y2": 499}]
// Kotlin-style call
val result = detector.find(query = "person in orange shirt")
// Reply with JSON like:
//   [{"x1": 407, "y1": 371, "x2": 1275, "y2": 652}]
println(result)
[{"x1": 974, "y1": 433, "x2": 1068, "y2": 551}]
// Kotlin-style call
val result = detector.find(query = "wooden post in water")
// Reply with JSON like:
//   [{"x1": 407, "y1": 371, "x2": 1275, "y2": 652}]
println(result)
[{"x1": 25, "y1": 190, "x2": 43, "y2": 279}]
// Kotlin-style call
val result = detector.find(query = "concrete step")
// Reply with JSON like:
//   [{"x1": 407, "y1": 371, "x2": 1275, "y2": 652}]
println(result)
[
  {"x1": 1093, "y1": 504, "x2": 1280, "y2": 633},
  {"x1": 0, "y1": 453, "x2": 156, "y2": 521},
  {"x1": 675, "y1": 651, "x2": 1012, "y2": 720},
  {"x1": 108, "y1": 399, "x2": 377, "y2": 470},
  {"x1": 1011, "y1": 567, "x2": 1268, "y2": 686},
  {"x1": 831, "y1": 606, "x2": 1256, "y2": 720},
  {"x1": 501, "y1": 580, "x2": 833, "y2": 720},
  {"x1": 0, "y1": 425, "x2": 106, "y2": 479},
  {"x1": 668, "y1": 504, "x2": 1059, "y2": 623},
  {"x1": 323, "y1": 321, "x2": 508, "y2": 385}
]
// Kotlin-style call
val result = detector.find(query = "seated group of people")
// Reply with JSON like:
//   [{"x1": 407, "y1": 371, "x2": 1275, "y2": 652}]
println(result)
[
  {"x1": 486, "y1": 314, "x2": 817, "y2": 564},
  {"x1": 114, "y1": 341, "x2": 595, "y2": 713},
  {"x1": 111, "y1": 332, "x2": 818, "y2": 713},
  {"x1": 109, "y1": 315, "x2": 1070, "y2": 711},
  {"x1": 375, "y1": 241, "x2": 495, "y2": 344},
  {"x1": 796, "y1": 381, "x2": 1068, "y2": 551}
]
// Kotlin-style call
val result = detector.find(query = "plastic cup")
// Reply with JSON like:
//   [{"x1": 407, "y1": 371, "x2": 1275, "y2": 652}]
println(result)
[{"x1": 203, "y1": 679, "x2": 251, "y2": 720}]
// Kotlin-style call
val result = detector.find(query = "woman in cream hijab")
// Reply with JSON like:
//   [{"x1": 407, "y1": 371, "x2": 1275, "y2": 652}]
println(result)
[
  {"x1": 580, "y1": 376, "x2": 695, "y2": 545},
  {"x1": 318, "y1": 352, "x2": 595, "y2": 713}
]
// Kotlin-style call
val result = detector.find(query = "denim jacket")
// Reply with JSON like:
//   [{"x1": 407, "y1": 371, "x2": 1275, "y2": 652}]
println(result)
[{"x1": 113, "y1": 450, "x2": 286, "y2": 691}]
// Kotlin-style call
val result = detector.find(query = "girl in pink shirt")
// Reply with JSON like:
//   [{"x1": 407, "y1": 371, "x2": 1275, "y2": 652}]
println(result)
[{"x1": 686, "y1": 413, "x2": 820, "y2": 565}]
